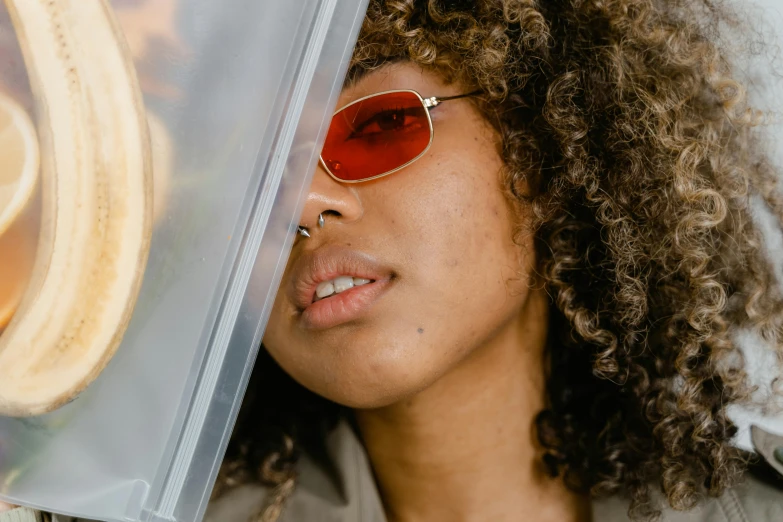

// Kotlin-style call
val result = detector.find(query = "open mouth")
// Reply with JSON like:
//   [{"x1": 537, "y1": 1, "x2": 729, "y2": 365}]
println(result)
[{"x1": 313, "y1": 276, "x2": 377, "y2": 303}]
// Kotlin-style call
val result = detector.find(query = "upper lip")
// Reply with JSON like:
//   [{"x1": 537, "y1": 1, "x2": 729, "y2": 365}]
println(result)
[{"x1": 289, "y1": 245, "x2": 393, "y2": 310}]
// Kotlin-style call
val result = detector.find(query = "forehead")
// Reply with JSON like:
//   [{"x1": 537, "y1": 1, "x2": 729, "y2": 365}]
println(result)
[{"x1": 337, "y1": 62, "x2": 459, "y2": 108}]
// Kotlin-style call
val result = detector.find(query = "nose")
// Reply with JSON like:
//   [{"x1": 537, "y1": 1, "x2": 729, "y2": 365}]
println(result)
[{"x1": 299, "y1": 162, "x2": 363, "y2": 230}]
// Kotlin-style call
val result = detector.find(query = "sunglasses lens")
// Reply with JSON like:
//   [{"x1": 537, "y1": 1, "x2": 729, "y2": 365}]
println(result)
[{"x1": 321, "y1": 91, "x2": 432, "y2": 181}]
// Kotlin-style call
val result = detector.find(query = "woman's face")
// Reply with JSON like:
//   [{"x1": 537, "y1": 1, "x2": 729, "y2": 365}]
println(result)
[{"x1": 263, "y1": 62, "x2": 537, "y2": 408}]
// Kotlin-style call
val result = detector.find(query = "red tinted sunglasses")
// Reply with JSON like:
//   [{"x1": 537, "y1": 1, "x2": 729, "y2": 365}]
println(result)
[{"x1": 319, "y1": 89, "x2": 481, "y2": 183}]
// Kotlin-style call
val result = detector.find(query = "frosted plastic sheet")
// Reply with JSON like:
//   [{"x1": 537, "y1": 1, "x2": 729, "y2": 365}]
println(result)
[{"x1": 0, "y1": 0, "x2": 368, "y2": 520}]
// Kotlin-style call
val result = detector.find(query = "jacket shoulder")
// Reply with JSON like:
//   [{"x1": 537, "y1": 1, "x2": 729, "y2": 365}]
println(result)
[
  {"x1": 655, "y1": 470, "x2": 783, "y2": 522},
  {"x1": 592, "y1": 470, "x2": 783, "y2": 522},
  {"x1": 719, "y1": 469, "x2": 783, "y2": 522}
]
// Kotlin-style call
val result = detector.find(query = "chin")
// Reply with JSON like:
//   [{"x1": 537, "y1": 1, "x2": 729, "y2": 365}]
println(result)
[
  {"x1": 287, "y1": 342, "x2": 443, "y2": 410},
  {"x1": 316, "y1": 379, "x2": 421, "y2": 411}
]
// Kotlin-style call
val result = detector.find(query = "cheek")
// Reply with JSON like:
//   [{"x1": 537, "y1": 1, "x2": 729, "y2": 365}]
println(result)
[
  {"x1": 333, "y1": 149, "x2": 531, "y2": 397},
  {"x1": 401, "y1": 147, "x2": 524, "y2": 301}
]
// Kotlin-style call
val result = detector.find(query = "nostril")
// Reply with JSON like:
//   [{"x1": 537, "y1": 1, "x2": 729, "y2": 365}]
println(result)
[
  {"x1": 315, "y1": 209, "x2": 341, "y2": 230},
  {"x1": 321, "y1": 209, "x2": 342, "y2": 219}
]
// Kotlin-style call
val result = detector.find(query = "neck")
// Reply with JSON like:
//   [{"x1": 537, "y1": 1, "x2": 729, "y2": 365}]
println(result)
[{"x1": 354, "y1": 286, "x2": 590, "y2": 522}]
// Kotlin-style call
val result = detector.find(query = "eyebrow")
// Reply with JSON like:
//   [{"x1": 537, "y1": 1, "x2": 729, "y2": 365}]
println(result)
[{"x1": 342, "y1": 59, "x2": 401, "y2": 90}]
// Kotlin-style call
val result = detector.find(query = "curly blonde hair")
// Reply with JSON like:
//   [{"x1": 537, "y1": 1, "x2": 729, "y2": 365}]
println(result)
[{"x1": 215, "y1": 1, "x2": 783, "y2": 520}]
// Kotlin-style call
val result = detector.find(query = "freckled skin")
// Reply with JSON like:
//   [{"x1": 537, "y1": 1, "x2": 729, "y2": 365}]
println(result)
[{"x1": 263, "y1": 63, "x2": 537, "y2": 409}]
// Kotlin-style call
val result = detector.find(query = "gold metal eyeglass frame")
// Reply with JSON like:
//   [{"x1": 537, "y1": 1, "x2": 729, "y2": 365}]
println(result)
[{"x1": 319, "y1": 89, "x2": 482, "y2": 184}]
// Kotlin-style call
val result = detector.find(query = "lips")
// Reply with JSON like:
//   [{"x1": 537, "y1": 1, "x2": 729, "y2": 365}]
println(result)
[{"x1": 288, "y1": 245, "x2": 394, "y2": 329}]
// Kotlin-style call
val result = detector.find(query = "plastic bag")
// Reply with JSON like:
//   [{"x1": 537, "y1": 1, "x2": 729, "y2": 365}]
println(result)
[{"x1": 0, "y1": 0, "x2": 368, "y2": 520}]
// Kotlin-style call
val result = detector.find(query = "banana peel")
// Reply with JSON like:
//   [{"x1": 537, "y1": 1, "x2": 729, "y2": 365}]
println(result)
[{"x1": 0, "y1": 0, "x2": 153, "y2": 416}]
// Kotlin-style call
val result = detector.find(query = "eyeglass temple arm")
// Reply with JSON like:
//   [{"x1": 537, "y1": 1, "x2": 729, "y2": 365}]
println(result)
[{"x1": 423, "y1": 89, "x2": 483, "y2": 110}]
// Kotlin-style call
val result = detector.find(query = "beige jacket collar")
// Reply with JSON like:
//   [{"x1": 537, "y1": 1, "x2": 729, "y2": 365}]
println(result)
[
  {"x1": 0, "y1": 422, "x2": 779, "y2": 522},
  {"x1": 205, "y1": 421, "x2": 783, "y2": 522}
]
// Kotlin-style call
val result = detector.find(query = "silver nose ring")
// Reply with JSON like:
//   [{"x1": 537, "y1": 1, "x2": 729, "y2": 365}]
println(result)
[{"x1": 298, "y1": 213, "x2": 325, "y2": 238}]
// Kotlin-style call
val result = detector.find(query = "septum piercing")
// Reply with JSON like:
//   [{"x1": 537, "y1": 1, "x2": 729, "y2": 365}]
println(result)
[{"x1": 298, "y1": 213, "x2": 325, "y2": 238}]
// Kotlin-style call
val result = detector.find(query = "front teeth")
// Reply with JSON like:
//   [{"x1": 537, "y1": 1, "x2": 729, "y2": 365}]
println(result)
[{"x1": 315, "y1": 276, "x2": 372, "y2": 301}]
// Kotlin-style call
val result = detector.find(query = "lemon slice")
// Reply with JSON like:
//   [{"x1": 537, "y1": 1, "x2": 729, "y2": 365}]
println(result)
[
  {"x1": 0, "y1": 214, "x2": 37, "y2": 330},
  {"x1": 0, "y1": 91, "x2": 39, "y2": 238}
]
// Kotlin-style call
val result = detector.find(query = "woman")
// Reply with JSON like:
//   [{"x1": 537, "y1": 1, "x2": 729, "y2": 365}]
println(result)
[{"x1": 3, "y1": 0, "x2": 783, "y2": 521}]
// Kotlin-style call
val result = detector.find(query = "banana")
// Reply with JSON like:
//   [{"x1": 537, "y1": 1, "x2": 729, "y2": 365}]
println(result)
[{"x1": 0, "y1": 0, "x2": 152, "y2": 416}]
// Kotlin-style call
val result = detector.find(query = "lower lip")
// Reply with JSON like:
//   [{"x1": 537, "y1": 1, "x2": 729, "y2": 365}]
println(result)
[{"x1": 300, "y1": 278, "x2": 391, "y2": 330}]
